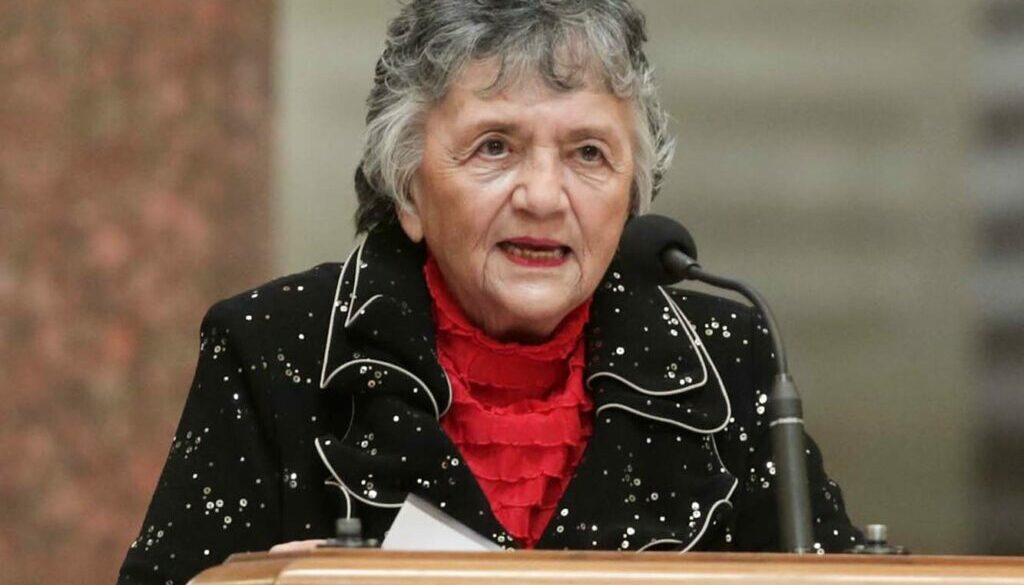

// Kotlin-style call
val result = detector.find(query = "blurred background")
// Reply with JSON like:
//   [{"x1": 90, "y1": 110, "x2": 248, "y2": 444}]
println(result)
[{"x1": 1, "y1": 0, "x2": 1022, "y2": 582}]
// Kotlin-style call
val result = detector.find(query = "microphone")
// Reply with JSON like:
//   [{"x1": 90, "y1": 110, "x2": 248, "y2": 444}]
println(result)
[{"x1": 619, "y1": 214, "x2": 815, "y2": 554}]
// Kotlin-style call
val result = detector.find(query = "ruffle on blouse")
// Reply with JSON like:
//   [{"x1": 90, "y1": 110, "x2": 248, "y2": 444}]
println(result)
[
  {"x1": 443, "y1": 413, "x2": 592, "y2": 447},
  {"x1": 475, "y1": 474, "x2": 568, "y2": 507},
  {"x1": 497, "y1": 506, "x2": 561, "y2": 547},
  {"x1": 425, "y1": 256, "x2": 594, "y2": 548},
  {"x1": 436, "y1": 343, "x2": 580, "y2": 395},
  {"x1": 451, "y1": 442, "x2": 591, "y2": 480},
  {"x1": 447, "y1": 386, "x2": 590, "y2": 415},
  {"x1": 478, "y1": 470, "x2": 579, "y2": 546}
]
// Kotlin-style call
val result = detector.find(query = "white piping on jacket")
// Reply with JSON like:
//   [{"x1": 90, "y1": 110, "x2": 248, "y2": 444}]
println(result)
[
  {"x1": 635, "y1": 475, "x2": 739, "y2": 553},
  {"x1": 319, "y1": 241, "x2": 362, "y2": 389},
  {"x1": 585, "y1": 286, "x2": 710, "y2": 395},
  {"x1": 635, "y1": 432, "x2": 738, "y2": 553},
  {"x1": 322, "y1": 358, "x2": 441, "y2": 419},
  {"x1": 590, "y1": 286, "x2": 738, "y2": 553},
  {"x1": 343, "y1": 238, "x2": 381, "y2": 329},
  {"x1": 319, "y1": 236, "x2": 452, "y2": 417},
  {"x1": 315, "y1": 436, "x2": 404, "y2": 510},
  {"x1": 590, "y1": 287, "x2": 732, "y2": 434}
]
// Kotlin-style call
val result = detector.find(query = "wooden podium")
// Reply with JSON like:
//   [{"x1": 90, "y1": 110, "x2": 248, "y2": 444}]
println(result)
[{"x1": 190, "y1": 549, "x2": 1024, "y2": 585}]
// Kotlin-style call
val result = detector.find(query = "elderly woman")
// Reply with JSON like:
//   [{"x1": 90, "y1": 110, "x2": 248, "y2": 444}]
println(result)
[{"x1": 118, "y1": 1, "x2": 859, "y2": 583}]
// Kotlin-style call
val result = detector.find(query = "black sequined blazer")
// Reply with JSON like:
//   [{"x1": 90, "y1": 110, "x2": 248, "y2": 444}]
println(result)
[{"x1": 118, "y1": 221, "x2": 860, "y2": 585}]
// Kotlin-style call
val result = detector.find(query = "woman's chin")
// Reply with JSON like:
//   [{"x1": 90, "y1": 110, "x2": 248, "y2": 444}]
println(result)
[
  {"x1": 484, "y1": 287, "x2": 581, "y2": 341},
  {"x1": 470, "y1": 256, "x2": 588, "y2": 340}
]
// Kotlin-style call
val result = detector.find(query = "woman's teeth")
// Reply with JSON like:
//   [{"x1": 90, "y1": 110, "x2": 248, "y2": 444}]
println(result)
[{"x1": 503, "y1": 243, "x2": 566, "y2": 260}]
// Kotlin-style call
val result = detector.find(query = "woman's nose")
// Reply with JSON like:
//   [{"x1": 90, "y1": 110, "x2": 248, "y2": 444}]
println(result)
[{"x1": 512, "y1": 151, "x2": 569, "y2": 217}]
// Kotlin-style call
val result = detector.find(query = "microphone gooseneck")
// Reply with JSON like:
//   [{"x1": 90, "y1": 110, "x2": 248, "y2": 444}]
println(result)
[
  {"x1": 661, "y1": 248, "x2": 788, "y2": 375},
  {"x1": 620, "y1": 214, "x2": 815, "y2": 554}
]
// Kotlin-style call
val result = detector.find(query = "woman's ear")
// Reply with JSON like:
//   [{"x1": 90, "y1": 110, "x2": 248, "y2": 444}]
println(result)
[{"x1": 396, "y1": 182, "x2": 424, "y2": 242}]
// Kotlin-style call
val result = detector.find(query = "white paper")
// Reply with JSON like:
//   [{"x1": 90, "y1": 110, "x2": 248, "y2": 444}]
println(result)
[{"x1": 381, "y1": 493, "x2": 502, "y2": 551}]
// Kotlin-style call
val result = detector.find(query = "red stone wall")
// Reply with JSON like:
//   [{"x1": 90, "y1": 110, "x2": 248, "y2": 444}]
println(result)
[{"x1": 0, "y1": 2, "x2": 273, "y2": 582}]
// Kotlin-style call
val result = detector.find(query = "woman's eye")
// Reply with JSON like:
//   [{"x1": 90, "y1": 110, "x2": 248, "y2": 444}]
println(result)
[
  {"x1": 578, "y1": 144, "x2": 604, "y2": 163},
  {"x1": 478, "y1": 139, "x2": 508, "y2": 158}
]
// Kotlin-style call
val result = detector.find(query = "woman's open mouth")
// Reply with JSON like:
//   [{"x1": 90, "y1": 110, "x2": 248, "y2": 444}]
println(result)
[{"x1": 499, "y1": 238, "x2": 570, "y2": 267}]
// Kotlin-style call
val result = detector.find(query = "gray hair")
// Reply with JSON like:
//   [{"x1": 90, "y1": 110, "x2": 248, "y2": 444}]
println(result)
[{"x1": 354, "y1": 0, "x2": 675, "y2": 232}]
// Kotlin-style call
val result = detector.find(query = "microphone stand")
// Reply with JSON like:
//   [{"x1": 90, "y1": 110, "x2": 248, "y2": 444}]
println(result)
[{"x1": 662, "y1": 248, "x2": 815, "y2": 553}]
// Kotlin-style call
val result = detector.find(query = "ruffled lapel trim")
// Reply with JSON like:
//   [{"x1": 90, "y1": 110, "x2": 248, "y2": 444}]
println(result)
[
  {"x1": 319, "y1": 222, "x2": 452, "y2": 417},
  {"x1": 584, "y1": 259, "x2": 731, "y2": 433}
]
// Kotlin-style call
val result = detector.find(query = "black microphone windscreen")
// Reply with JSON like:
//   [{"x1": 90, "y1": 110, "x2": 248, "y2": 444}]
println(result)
[{"x1": 618, "y1": 214, "x2": 698, "y2": 285}]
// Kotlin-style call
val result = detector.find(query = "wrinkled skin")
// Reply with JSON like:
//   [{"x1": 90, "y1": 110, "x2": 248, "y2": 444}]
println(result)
[{"x1": 399, "y1": 61, "x2": 635, "y2": 342}]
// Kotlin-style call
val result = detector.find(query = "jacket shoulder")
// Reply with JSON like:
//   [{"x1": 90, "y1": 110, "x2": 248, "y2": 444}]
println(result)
[
  {"x1": 664, "y1": 285, "x2": 760, "y2": 324},
  {"x1": 195, "y1": 262, "x2": 347, "y2": 376},
  {"x1": 204, "y1": 262, "x2": 344, "y2": 327}
]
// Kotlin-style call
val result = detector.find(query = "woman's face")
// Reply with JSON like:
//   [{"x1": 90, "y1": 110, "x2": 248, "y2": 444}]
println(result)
[{"x1": 399, "y1": 61, "x2": 634, "y2": 342}]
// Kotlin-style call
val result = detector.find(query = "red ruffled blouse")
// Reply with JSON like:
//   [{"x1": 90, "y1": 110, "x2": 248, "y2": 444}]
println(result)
[{"x1": 424, "y1": 258, "x2": 593, "y2": 548}]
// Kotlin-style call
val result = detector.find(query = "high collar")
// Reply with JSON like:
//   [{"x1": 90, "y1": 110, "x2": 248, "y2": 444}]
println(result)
[{"x1": 319, "y1": 220, "x2": 730, "y2": 433}]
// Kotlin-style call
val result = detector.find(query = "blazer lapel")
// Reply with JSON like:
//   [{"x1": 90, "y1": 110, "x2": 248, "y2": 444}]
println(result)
[
  {"x1": 319, "y1": 222, "x2": 451, "y2": 417},
  {"x1": 535, "y1": 257, "x2": 737, "y2": 551},
  {"x1": 315, "y1": 222, "x2": 514, "y2": 546},
  {"x1": 585, "y1": 260, "x2": 731, "y2": 433}
]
